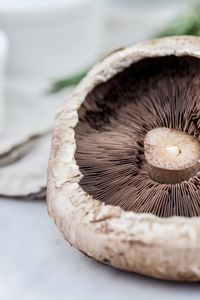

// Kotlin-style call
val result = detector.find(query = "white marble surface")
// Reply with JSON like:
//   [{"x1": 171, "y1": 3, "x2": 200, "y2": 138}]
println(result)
[{"x1": 0, "y1": 198, "x2": 200, "y2": 300}]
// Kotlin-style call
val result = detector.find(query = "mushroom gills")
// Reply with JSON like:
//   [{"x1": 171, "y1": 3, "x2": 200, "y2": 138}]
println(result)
[{"x1": 75, "y1": 55, "x2": 200, "y2": 217}]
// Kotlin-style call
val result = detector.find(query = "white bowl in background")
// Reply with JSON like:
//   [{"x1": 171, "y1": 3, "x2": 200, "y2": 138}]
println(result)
[
  {"x1": 0, "y1": 0, "x2": 103, "y2": 81},
  {"x1": 0, "y1": 31, "x2": 8, "y2": 133}
]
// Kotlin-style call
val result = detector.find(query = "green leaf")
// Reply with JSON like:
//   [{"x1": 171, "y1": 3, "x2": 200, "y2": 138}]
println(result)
[
  {"x1": 156, "y1": 3, "x2": 200, "y2": 37},
  {"x1": 50, "y1": 3, "x2": 200, "y2": 94},
  {"x1": 49, "y1": 68, "x2": 90, "y2": 94}
]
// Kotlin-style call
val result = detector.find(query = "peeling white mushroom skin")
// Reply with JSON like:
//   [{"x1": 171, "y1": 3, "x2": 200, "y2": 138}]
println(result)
[{"x1": 47, "y1": 36, "x2": 200, "y2": 281}]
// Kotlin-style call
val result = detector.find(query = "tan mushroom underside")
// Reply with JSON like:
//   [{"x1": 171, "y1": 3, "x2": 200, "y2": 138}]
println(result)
[{"x1": 47, "y1": 36, "x2": 200, "y2": 281}]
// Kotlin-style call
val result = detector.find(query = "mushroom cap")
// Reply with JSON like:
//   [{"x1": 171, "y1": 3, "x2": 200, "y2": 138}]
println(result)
[{"x1": 47, "y1": 36, "x2": 200, "y2": 281}]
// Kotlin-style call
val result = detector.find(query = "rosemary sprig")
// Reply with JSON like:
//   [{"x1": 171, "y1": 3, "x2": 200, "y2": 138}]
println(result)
[
  {"x1": 49, "y1": 68, "x2": 89, "y2": 93},
  {"x1": 157, "y1": 4, "x2": 200, "y2": 37},
  {"x1": 50, "y1": 3, "x2": 200, "y2": 94}
]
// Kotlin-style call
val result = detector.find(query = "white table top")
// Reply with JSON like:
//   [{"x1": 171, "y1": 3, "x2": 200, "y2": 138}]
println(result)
[{"x1": 0, "y1": 198, "x2": 199, "y2": 300}]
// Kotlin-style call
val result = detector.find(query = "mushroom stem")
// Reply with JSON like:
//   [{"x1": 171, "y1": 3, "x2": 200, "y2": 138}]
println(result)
[{"x1": 144, "y1": 127, "x2": 200, "y2": 184}]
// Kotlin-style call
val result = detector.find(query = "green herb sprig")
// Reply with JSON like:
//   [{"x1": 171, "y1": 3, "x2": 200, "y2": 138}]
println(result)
[
  {"x1": 49, "y1": 68, "x2": 89, "y2": 94},
  {"x1": 157, "y1": 3, "x2": 200, "y2": 37},
  {"x1": 50, "y1": 3, "x2": 200, "y2": 94}
]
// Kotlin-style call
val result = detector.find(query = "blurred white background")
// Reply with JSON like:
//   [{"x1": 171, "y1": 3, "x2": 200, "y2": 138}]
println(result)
[{"x1": 0, "y1": 0, "x2": 193, "y2": 80}]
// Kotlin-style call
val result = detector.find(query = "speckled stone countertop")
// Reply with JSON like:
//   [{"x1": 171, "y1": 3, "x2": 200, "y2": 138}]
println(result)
[{"x1": 0, "y1": 199, "x2": 199, "y2": 300}]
